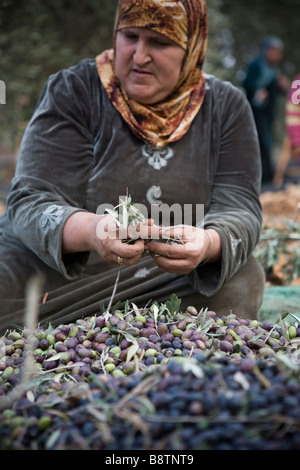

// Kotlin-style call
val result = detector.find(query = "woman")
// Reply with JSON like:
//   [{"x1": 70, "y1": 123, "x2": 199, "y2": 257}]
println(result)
[{"x1": 0, "y1": 0, "x2": 265, "y2": 332}]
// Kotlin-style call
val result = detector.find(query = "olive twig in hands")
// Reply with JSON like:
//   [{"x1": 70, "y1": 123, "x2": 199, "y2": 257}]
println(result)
[{"x1": 105, "y1": 194, "x2": 185, "y2": 247}]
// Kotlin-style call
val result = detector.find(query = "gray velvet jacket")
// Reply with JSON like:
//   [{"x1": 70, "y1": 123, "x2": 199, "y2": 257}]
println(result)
[{"x1": 0, "y1": 58, "x2": 262, "y2": 300}]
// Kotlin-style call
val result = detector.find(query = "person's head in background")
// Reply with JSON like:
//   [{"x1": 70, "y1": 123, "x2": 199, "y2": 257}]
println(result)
[{"x1": 261, "y1": 36, "x2": 284, "y2": 65}]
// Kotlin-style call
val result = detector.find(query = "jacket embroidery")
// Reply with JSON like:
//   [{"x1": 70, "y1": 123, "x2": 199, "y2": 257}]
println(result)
[
  {"x1": 230, "y1": 233, "x2": 242, "y2": 257},
  {"x1": 142, "y1": 145, "x2": 174, "y2": 170},
  {"x1": 39, "y1": 204, "x2": 64, "y2": 231},
  {"x1": 146, "y1": 186, "x2": 162, "y2": 205},
  {"x1": 134, "y1": 267, "x2": 151, "y2": 279}
]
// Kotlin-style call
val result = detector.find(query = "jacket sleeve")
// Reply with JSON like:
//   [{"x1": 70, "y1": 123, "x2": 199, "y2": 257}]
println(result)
[
  {"x1": 6, "y1": 61, "x2": 95, "y2": 279},
  {"x1": 188, "y1": 81, "x2": 263, "y2": 297}
]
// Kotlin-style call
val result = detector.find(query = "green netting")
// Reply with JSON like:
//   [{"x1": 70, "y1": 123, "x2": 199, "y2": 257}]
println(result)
[{"x1": 259, "y1": 285, "x2": 300, "y2": 323}]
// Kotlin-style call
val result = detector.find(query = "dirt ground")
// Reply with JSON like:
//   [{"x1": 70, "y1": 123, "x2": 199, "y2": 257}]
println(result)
[
  {"x1": 260, "y1": 184, "x2": 300, "y2": 224},
  {"x1": 259, "y1": 183, "x2": 300, "y2": 287}
]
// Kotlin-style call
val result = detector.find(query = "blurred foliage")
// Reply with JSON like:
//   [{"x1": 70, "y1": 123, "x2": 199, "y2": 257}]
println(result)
[
  {"x1": 0, "y1": 0, "x2": 298, "y2": 150},
  {"x1": 0, "y1": 0, "x2": 118, "y2": 148},
  {"x1": 220, "y1": 0, "x2": 299, "y2": 80},
  {"x1": 254, "y1": 221, "x2": 300, "y2": 285}
]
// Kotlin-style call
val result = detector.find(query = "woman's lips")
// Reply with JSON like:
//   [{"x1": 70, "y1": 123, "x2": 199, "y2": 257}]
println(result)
[{"x1": 132, "y1": 68, "x2": 153, "y2": 77}]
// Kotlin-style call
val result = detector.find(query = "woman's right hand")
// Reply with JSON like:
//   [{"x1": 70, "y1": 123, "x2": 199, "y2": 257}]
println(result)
[
  {"x1": 62, "y1": 212, "x2": 158, "y2": 267},
  {"x1": 94, "y1": 213, "x2": 146, "y2": 266}
]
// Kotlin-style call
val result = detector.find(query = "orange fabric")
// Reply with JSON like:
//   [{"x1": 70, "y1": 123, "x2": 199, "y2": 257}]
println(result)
[
  {"x1": 116, "y1": 0, "x2": 189, "y2": 50},
  {"x1": 96, "y1": 0, "x2": 208, "y2": 148}
]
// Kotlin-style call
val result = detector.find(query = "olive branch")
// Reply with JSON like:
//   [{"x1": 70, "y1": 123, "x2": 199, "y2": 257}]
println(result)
[{"x1": 103, "y1": 193, "x2": 185, "y2": 316}]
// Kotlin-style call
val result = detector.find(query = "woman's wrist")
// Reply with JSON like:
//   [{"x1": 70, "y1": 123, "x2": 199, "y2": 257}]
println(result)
[
  {"x1": 62, "y1": 212, "x2": 101, "y2": 254},
  {"x1": 202, "y1": 229, "x2": 221, "y2": 264}
]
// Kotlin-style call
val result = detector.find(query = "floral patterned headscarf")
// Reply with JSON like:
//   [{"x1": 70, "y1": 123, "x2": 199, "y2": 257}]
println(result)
[{"x1": 96, "y1": 0, "x2": 208, "y2": 148}]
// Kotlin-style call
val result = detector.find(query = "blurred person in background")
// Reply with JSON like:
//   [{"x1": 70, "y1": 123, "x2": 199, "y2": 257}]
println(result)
[
  {"x1": 243, "y1": 36, "x2": 290, "y2": 185},
  {"x1": 273, "y1": 75, "x2": 300, "y2": 186}
]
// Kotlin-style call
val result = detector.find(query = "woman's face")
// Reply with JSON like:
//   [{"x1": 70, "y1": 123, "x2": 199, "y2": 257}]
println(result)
[{"x1": 115, "y1": 27, "x2": 186, "y2": 105}]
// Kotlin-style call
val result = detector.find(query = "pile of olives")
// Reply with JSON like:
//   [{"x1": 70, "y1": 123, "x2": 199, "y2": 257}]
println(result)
[{"x1": 0, "y1": 300, "x2": 300, "y2": 449}]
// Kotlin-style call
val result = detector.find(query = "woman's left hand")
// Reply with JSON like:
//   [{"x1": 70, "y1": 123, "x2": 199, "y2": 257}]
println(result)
[{"x1": 145, "y1": 226, "x2": 221, "y2": 275}]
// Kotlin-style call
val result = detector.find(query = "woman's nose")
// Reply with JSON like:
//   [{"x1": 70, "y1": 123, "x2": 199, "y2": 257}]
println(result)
[{"x1": 133, "y1": 40, "x2": 151, "y2": 65}]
